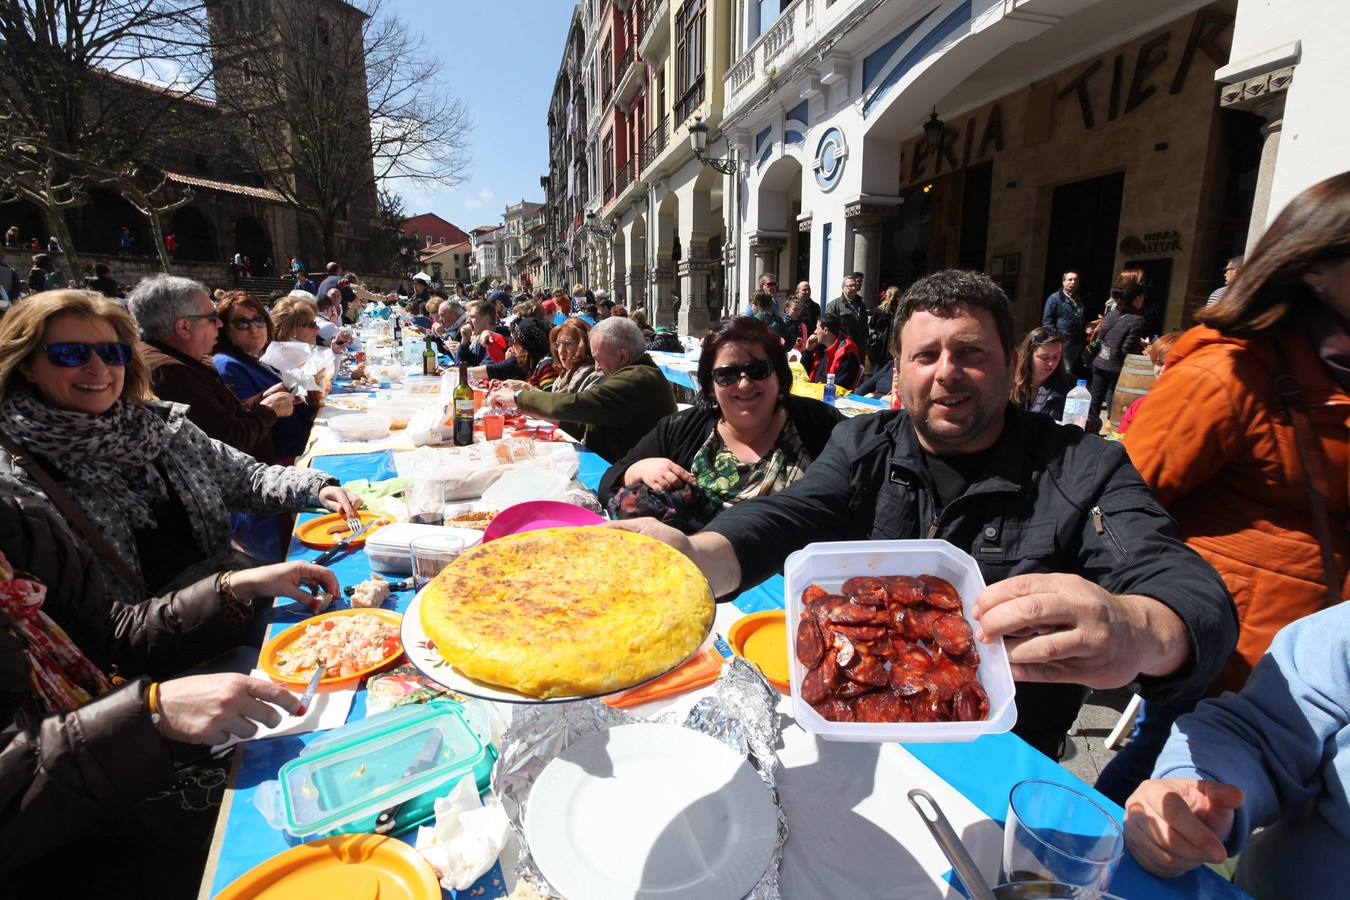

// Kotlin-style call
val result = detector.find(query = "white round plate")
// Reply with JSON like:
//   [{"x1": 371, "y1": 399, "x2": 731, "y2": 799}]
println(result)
[
  {"x1": 524, "y1": 723, "x2": 778, "y2": 900},
  {"x1": 400, "y1": 588, "x2": 711, "y2": 705}
]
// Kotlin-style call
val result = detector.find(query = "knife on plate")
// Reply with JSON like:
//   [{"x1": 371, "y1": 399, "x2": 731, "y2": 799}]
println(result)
[
  {"x1": 294, "y1": 661, "x2": 325, "y2": 718},
  {"x1": 312, "y1": 520, "x2": 376, "y2": 566},
  {"x1": 373, "y1": 730, "x2": 445, "y2": 834}
]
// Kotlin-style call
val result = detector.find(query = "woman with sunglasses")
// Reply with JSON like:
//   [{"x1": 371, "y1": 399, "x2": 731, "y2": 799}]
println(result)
[
  {"x1": 212, "y1": 291, "x2": 316, "y2": 463},
  {"x1": 0, "y1": 291, "x2": 359, "y2": 606},
  {"x1": 270, "y1": 294, "x2": 323, "y2": 344},
  {"x1": 598, "y1": 316, "x2": 843, "y2": 533}
]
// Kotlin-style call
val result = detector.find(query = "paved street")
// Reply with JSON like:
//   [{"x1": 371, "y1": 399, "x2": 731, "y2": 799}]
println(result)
[{"x1": 1060, "y1": 688, "x2": 1134, "y2": 785}]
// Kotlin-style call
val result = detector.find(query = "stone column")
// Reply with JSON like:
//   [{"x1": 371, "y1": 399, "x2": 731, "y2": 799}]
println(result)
[
  {"x1": 625, "y1": 265, "x2": 646, "y2": 312},
  {"x1": 650, "y1": 260, "x2": 677, "y2": 327},
  {"x1": 746, "y1": 230, "x2": 788, "y2": 309},
  {"x1": 1246, "y1": 118, "x2": 1282, "y2": 250},
  {"x1": 1219, "y1": 64, "x2": 1294, "y2": 247},
  {"x1": 678, "y1": 241, "x2": 715, "y2": 337},
  {"x1": 845, "y1": 210, "x2": 882, "y2": 309}
]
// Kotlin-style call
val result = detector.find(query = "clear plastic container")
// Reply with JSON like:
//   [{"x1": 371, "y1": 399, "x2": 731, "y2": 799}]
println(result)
[
  {"x1": 329, "y1": 413, "x2": 391, "y2": 442},
  {"x1": 784, "y1": 539, "x2": 1017, "y2": 743},
  {"x1": 364, "y1": 522, "x2": 482, "y2": 575},
  {"x1": 278, "y1": 702, "x2": 487, "y2": 838}
]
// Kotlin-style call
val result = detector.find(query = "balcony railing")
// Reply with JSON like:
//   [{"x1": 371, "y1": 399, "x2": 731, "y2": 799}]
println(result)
[
  {"x1": 640, "y1": 116, "x2": 669, "y2": 171},
  {"x1": 614, "y1": 42, "x2": 634, "y2": 88},
  {"x1": 674, "y1": 75, "x2": 705, "y2": 124},
  {"x1": 615, "y1": 157, "x2": 635, "y2": 195},
  {"x1": 727, "y1": 53, "x2": 756, "y2": 93},
  {"x1": 763, "y1": 7, "x2": 795, "y2": 61}
]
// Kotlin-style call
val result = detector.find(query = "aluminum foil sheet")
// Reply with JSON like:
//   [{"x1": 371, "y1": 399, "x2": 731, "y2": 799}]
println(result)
[{"x1": 491, "y1": 656, "x2": 789, "y2": 899}]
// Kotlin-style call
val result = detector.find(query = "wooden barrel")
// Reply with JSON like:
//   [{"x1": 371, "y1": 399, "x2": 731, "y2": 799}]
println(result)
[{"x1": 1111, "y1": 353, "x2": 1155, "y2": 424}]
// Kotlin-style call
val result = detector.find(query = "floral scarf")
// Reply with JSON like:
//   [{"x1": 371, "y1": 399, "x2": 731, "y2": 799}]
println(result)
[
  {"x1": 0, "y1": 392, "x2": 171, "y2": 530},
  {"x1": 0, "y1": 550, "x2": 111, "y2": 715},
  {"x1": 686, "y1": 416, "x2": 811, "y2": 529}
]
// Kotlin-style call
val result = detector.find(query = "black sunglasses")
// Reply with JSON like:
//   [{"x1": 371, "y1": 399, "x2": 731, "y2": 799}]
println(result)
[
  {"x1": 711, "y1": 358, "x2": 774, "y2": 386},
  {"x1": 1030, "y1": 328, "x2": 1062, "y2": 345},
  {"x1": 229, "y1": 315, "x2": 269, "y2": 330},
  {"x1": 39, "y1": 341, "x2": 133, "y2": 367}
]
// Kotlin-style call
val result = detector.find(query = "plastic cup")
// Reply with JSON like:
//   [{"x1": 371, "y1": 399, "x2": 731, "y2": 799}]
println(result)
[
  {"x1": 409, "y1": 534, "x2": 464, "y2": 591},
  {"x1": 1001, "y1": 780, "x2": 1124, "y2": 890},
  {"x1": 406, "y1": 479, "x2": 445, "y2": 526},
  {"x1": 473, "y1": 388, "x2": 486, "y2": 411},
  {"x1": 482, "y1": 413, "x2": 505, "y2": 440}
]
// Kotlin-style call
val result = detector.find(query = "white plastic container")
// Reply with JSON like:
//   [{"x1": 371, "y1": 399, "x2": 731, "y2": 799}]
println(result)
[
  {"x1": 784, "y1": 539, "x2": 1017, "y2": 743},
  {"x1": 364, "y1": 522, "x2": 483, "y2": 575},
  {"x1": 329, "y1": 413, "x2": 391, "y2": 442},
  {"x1": 480, "y1": 468, "x2": 569, "y2": 508}
]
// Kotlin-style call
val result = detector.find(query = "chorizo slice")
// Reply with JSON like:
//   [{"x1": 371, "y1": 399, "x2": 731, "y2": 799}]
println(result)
[
  {"x1": 833, "y1": 633, "x2": 856, "y2": 668},
  {"x1": 825, "y1": 602, "x2": 887, "y2": 627},
  {"x1": 890, "y1": 666, "x2": 929, "y2": 696},
  {"x1": 893, "y1": 641, "x2": 934, "y2": 672},
  {"x1": 952, "y1": 681, "x2": 990, "y2": 722},
  {"x1": 919, "y1": 575, "x2": 963, "y2": 610},
  {"x1": 800, "y1": 648, "x2": 840, "y2": 704},
  {"x1": 843, "y1": 650, "x2": 889, "y2": 686},
  {"x1": 864, "y1": 635, "x2": 895, "y2": 661},
  {"x1": 805, "y1": 592, "x2": 846, "y2": 619},
  {"x1": 836, "y1": 679, "x2": 880, "y2": 698},
  {"x1": 921, "y1": 656, "x2": 968, "y2": 702},
  {"x1": 795, "y1": 617, "x2": 826, "y2": 669},
  {"x1": 813, "y1": 699, "x2": 855, "y2": 722},
  {"x1": 883, "y1": 575, "x2": 926, "y2": 606},
  {"x1": 841, "y1": 576, "x2": 889, "y2": 607},
  {"x1": 801, "y1": 583, "x2": 829, "y2": 606},
  {"x1": 950, "y1": 647, "x2": 981, "y2": 671},
  {"x1": 930, "y1": 613, "x2": 974, "y2": 657},
  {"x1": 903, "y1": 606, "x2": 943, "y2": 642},
  {"x1": 910, "y1": 694, "x2": 951, "y2": 723},
  {"x1": 827, "y1": 623, "x2": 887, "y2": 642},
  {"x1": 852, "y1": 691, "x2": 903, "y2": 723}
]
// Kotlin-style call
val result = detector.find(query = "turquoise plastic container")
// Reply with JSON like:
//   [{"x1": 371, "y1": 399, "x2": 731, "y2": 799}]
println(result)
[{"x1": 278, "y1": 701, "x2": 491, "y2": 838}]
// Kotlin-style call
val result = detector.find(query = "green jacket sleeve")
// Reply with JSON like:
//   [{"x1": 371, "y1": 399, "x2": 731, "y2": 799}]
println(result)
[{"x1": 517, "y1": 367, "x2": 642, "y2": 427}]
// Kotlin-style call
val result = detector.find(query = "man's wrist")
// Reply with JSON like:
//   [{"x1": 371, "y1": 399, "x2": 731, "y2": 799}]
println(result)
[{"x1": 1128, "y1": 594, "x2": 1190, "y2": 678}]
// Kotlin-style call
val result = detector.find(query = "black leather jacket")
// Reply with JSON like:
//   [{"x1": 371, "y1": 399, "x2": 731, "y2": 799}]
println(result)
[{"x1": 0, "y1": 490, "x2": 245, "y2": 877}]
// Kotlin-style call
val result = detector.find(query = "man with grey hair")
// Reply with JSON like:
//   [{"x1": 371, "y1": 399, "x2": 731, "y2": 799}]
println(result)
[
  {"x1": 489, "y1": 315, "x2": 674, "y2": 462},
  {"x1": 130, "y1": 273, "x2": 294, "y2": 460}
]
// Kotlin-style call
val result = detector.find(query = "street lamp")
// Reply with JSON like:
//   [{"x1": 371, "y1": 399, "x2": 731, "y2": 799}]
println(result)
[
  {"x1": 689, "y1": 116, "x2": 736, "y2": 175},
  {"x1": 923, "y1": 108, "x2": 946, "y2": 153},
  {"x1": 579, "y1": 211, "x2": 615, "y2": 240}
]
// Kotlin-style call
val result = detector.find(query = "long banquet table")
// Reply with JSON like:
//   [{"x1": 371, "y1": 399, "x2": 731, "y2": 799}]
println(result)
[{"x1": 200, "y1": 389, "x2": 1247, "y2": 900}]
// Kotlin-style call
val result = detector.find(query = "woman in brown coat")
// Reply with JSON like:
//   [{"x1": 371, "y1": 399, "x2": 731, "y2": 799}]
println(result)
[{"x1": 1095, "y1": 172, "x2": 1350, "y2": 803}]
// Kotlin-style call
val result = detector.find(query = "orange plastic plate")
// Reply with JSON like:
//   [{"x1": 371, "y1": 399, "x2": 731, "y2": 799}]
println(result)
[
  {"x1": 295, "y1": 510, "x2": 392, "y2": 550},
  {"x1": 259, "y1": 608, "x2": 404, "y2": 688},
  {"x1": 214, "y1": 833, "x2": 440, "y2": 900},
  {"x1": 728, "y1": 610, "x2": 791, "y2": 693}
]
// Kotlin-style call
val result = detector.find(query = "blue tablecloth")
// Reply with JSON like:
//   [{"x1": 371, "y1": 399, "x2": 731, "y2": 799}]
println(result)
[{"x1": 207, "y1": 448, "x2": 1246, "y2": 899}]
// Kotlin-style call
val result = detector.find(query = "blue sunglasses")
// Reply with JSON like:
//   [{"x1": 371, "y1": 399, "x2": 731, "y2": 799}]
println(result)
[{"x1": 39, "y1": 342, "x2": 134, "y2": 367}]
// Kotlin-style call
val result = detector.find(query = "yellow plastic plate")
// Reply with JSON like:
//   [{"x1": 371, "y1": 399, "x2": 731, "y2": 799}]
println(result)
[
  {"x1": 727, "y1": 610, "x2": 790, "y2": 693},
  {"x1": 214, "y1": 833, "x2": 440, "y2": 900}
]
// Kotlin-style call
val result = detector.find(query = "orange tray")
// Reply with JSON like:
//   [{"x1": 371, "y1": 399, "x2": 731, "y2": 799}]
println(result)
[
  {"x1": 727, "y1": 610, "x2": 790, "y2": 693},
  {"x1": 259, "y1": 608, "x2": 404, "y2": 688},
  {"x1": 295, "y1": 510, "x2": 392, "y2": 550},
  {"x1": 214, "y1": 833, "x2": 440, "y2": 900}
]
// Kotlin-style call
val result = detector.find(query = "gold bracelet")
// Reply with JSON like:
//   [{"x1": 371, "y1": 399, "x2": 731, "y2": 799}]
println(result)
[{"x1": 146, "y1": 681, "x2": 162, "y2": 725}]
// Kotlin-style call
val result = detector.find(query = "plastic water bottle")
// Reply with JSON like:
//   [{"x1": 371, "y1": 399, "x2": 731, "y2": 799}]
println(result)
[
  {"x1": 1061, "y1": 379, "x2": 1091, "y2": 429},
  {"x1": 823, "y1": 373, "x2": 837, "y2": 406}
]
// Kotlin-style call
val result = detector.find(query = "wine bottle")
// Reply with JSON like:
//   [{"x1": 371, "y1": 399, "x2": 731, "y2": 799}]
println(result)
[
  {"x1": 453, "y1": 361, "x2": 474, "y2": 446},
  {"x1": 422, "y1": 335, "x2": 437, "y2": 376}
]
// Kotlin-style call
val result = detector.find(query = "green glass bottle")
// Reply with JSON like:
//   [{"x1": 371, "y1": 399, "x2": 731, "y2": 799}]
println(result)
[{"x1": 453, "y1": 361, "x2": 474, "y2": 446}]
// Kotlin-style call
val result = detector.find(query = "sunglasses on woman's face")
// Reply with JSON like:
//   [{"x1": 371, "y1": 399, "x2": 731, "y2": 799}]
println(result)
[
  {"x1": 229, "y1": 315, "x2": 268, "y2": 330},
  {"x1": 711, "y1": 358, "x2": 773, "y2": 386},
  {"x1": 39, "y1": 341, "x2": 133, "y2": 367}
]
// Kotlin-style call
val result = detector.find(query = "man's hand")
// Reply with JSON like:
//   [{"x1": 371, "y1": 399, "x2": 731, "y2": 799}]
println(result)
[
  {"x1": 230, "y1": 561, "x2": 339, "y2": 606},
  {"x1": 624, "y1": 457, "x2": 694, "y2": 491},
  {"x1": 1124, "y1": 779, "x2": 1243, "y2": 878},
  {"x1": 604, "y1": 518, "x2": 741, "y2": 598},
  {"x1": 260, "y1": 390, "x2": 295, "y2": 417},
  {"x1": 972, "y1": 574, "x2": 1189, "y2": 688},
  {"x1": 488, "y1": 386, "x2": 518, "y2": 411},
  {"x1": 605, "y1": 517, "x2": 696, "y2": 559},
  {"x1": 155, "y1": 673, "x2": 301, "y2": 745},
  {"x1": 318, "y1": 486, "x2": 364, "y2": 519}
]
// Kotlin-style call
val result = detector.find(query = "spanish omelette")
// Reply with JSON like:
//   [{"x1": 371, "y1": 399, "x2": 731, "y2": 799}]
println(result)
[{"x1": 419, "y1": 526, "x2": 714, "y2": 699}]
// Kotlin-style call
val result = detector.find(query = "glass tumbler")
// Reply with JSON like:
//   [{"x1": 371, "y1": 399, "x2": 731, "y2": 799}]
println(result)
[
  {"x1": 1001, "y1": 779, "x2": 1124, "y2": 890},
  {"x1": 408, "y1": 534, "x2": 464, "y2": 592}
]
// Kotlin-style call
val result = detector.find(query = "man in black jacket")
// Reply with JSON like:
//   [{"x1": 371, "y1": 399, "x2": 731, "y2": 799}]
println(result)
[
  {"x1": 1041, "y1": 270, "x2": 1086, "y2": 374},
  {"x1": 614, "y1": 269, "x2": 1237, "y2": 758}
]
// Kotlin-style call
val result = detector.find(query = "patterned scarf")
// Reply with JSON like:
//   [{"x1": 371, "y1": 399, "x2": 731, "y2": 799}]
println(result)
[
  {"x1": 0, "y1": 550, "x2": 112, "y2": 715},
  {"x1": 0, "y1": 392, "x2": 171, "y2": 529}
]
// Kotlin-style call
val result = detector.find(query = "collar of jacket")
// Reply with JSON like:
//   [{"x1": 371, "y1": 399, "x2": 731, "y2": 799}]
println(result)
[
  {"x1": 620, "y1": 352, "x2": 659, "y2": 373},
  {"x1": 884, "y1": 405, "x2": 1026, "y2": 503},
  {"x1": 144, "y1": 339, "x2": 212, "y2": 371}
]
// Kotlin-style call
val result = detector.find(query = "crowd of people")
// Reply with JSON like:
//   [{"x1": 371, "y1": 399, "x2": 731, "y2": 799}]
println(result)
[{"x1": 0, "y1": 172, "x2": 1345, "y2": 898}]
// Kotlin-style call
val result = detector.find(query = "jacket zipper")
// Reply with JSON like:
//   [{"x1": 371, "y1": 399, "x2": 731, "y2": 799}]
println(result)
[
  {"x1": 1091, "y1": 505, "x2": 1130, "y2": 563},
  {"x1": 926, "y1": 515, "x2": 940, "y2": 539}
]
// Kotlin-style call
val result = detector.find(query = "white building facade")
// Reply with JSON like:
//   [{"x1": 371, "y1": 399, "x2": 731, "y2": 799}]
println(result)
[{"x1": 723, "y1": 0, "x2": 1267, "y2": 333}]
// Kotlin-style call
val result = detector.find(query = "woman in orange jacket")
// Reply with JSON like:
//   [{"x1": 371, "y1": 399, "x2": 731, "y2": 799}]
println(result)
[{"x1": 1096, "y1": 172, "x2": 1350, "y2": 804}]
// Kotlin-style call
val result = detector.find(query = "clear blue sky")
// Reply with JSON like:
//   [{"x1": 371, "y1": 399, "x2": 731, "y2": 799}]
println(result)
[{"x1": 386, "y1": 0, "x2": 574, "y2": 232}]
